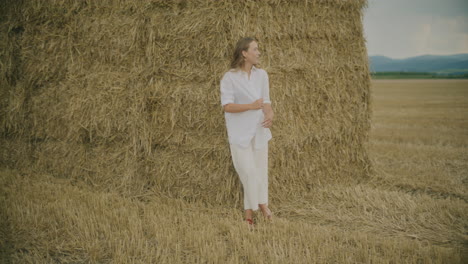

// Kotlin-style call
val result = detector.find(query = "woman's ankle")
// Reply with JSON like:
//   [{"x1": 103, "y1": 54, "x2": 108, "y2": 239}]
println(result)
[{"x1": 245, "y1": 209, "x2": 253, "y2": 219}]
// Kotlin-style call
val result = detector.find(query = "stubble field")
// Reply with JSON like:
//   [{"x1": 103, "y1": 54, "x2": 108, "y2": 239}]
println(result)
[{"x1": 1, "y1": 79, "x2": 467, "y2": 263}]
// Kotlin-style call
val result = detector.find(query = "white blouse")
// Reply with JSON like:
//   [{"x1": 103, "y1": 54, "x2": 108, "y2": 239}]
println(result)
[{"x1": 220, "y1": 65, "x2": 272, "y2": 150}]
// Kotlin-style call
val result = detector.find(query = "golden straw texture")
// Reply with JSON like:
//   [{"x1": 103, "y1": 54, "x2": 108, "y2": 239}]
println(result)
[{"x1": 0, "y1": 0, "x2": 374, "y2": 207}]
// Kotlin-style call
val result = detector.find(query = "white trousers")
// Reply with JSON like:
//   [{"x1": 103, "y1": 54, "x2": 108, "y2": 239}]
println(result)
[{"x1": 229, "y1": 136, "x2": 268, "y2": 211}]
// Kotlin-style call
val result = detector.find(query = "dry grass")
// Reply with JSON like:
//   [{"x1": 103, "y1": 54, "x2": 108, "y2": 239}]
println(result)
[
  {"x1": 1, "y1": 79, "x2": 467, "y2": 263},
  {"x1": 367, "y1": 80, "x2": 468, "y2": 201}
]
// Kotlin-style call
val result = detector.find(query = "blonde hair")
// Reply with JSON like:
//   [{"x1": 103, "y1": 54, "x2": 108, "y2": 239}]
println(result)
[{"x1": 229, "y1": 36, "x2": 259, "y2": 70}]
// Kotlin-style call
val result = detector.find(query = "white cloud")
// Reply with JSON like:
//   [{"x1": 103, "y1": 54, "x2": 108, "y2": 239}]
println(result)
[
  {"x1": 364, "y1": 0, "x2": 468, "y2": 58},
  {"x1": 412, "y1": 23, "x2": 432, "y2": 55},
  {"x1": 411, "y1": 16, "x2": 468, "y2": 56}
]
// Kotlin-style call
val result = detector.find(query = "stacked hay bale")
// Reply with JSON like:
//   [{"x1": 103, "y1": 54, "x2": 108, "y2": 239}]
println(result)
[{"x1": 0, "y1": 0, "x2": 373, "y2": 207}]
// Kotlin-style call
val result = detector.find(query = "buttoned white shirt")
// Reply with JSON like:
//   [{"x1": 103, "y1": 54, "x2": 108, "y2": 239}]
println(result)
[{"x1": 220, "y1": 65, "x2": 272, "y2": 150}]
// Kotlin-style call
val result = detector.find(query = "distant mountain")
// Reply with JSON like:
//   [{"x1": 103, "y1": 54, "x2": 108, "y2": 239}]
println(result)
[{"x1": 368, "y1": 54, "x2": 468, "y2": 74}]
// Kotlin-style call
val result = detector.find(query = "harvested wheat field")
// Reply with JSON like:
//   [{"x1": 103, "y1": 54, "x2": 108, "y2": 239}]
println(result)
[
  {"x1": 0, "y1": 0, "x2": 467, "y2": 262},
  {"x1": 1, "y1": 79, "x2": 466, "y2": 263}
]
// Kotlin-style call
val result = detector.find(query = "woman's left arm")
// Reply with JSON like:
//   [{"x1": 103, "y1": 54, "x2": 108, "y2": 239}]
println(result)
[
  {"x1": 262, "y1": 71, "x2": 274, "y2": 128},
  {"x1": 263, "y1": 103, "x2": 273, "y2": 117}
]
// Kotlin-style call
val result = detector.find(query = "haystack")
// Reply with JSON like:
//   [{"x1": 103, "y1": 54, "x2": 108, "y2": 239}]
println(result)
[{"x1": 0, "y1": 0, "x2": 374, "y2": 207}]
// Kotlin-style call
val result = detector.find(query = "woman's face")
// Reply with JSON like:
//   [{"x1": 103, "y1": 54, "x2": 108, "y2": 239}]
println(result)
[{"x1": 242, "y1": 41, "x2": 261, "y2": 65}]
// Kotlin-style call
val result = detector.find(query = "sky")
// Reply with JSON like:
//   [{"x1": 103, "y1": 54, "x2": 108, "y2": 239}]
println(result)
[{"x1": 363, "y1": 0, "x2": 468, "y2": 59}]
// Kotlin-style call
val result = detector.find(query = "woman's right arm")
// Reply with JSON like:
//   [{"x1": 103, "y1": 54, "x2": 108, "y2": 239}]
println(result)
[
  {"x1": 224, "y1": 99, "x2": 263, "y2": 113},
  {"x1": 223, "y1": 103, "x2": 251, "y2": 113}
]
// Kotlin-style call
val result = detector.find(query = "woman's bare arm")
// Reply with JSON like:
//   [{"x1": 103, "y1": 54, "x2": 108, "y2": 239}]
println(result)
[
  {"x1": 224, "y1": 98, "x2": 263, "y2": 113},
  {"x1": 223, "y1": 103, "x2": 252, "y2": 113},
  {"x1": 263, "y1": 103, "x2": 273, "y2": 115}
]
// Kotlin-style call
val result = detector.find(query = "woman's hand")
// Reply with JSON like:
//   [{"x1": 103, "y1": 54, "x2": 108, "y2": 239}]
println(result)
[{"x1": 250, "y1": 98, "x2": 264, "y2": 110}]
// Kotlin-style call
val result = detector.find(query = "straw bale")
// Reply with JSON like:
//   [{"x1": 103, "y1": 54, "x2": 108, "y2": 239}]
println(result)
[{"x1": 0, "y1": 0, "x2": 374, "y2": 205}]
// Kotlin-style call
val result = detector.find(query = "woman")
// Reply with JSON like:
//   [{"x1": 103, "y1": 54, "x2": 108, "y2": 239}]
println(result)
[{"x1": 220, "y1": 37, "x2": 274, "y2": 227}]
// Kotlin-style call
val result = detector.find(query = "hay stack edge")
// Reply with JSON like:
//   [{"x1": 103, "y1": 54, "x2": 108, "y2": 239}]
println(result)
[{"x1": 0, "y1": 0, "x2": 374, "y2": 207}]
